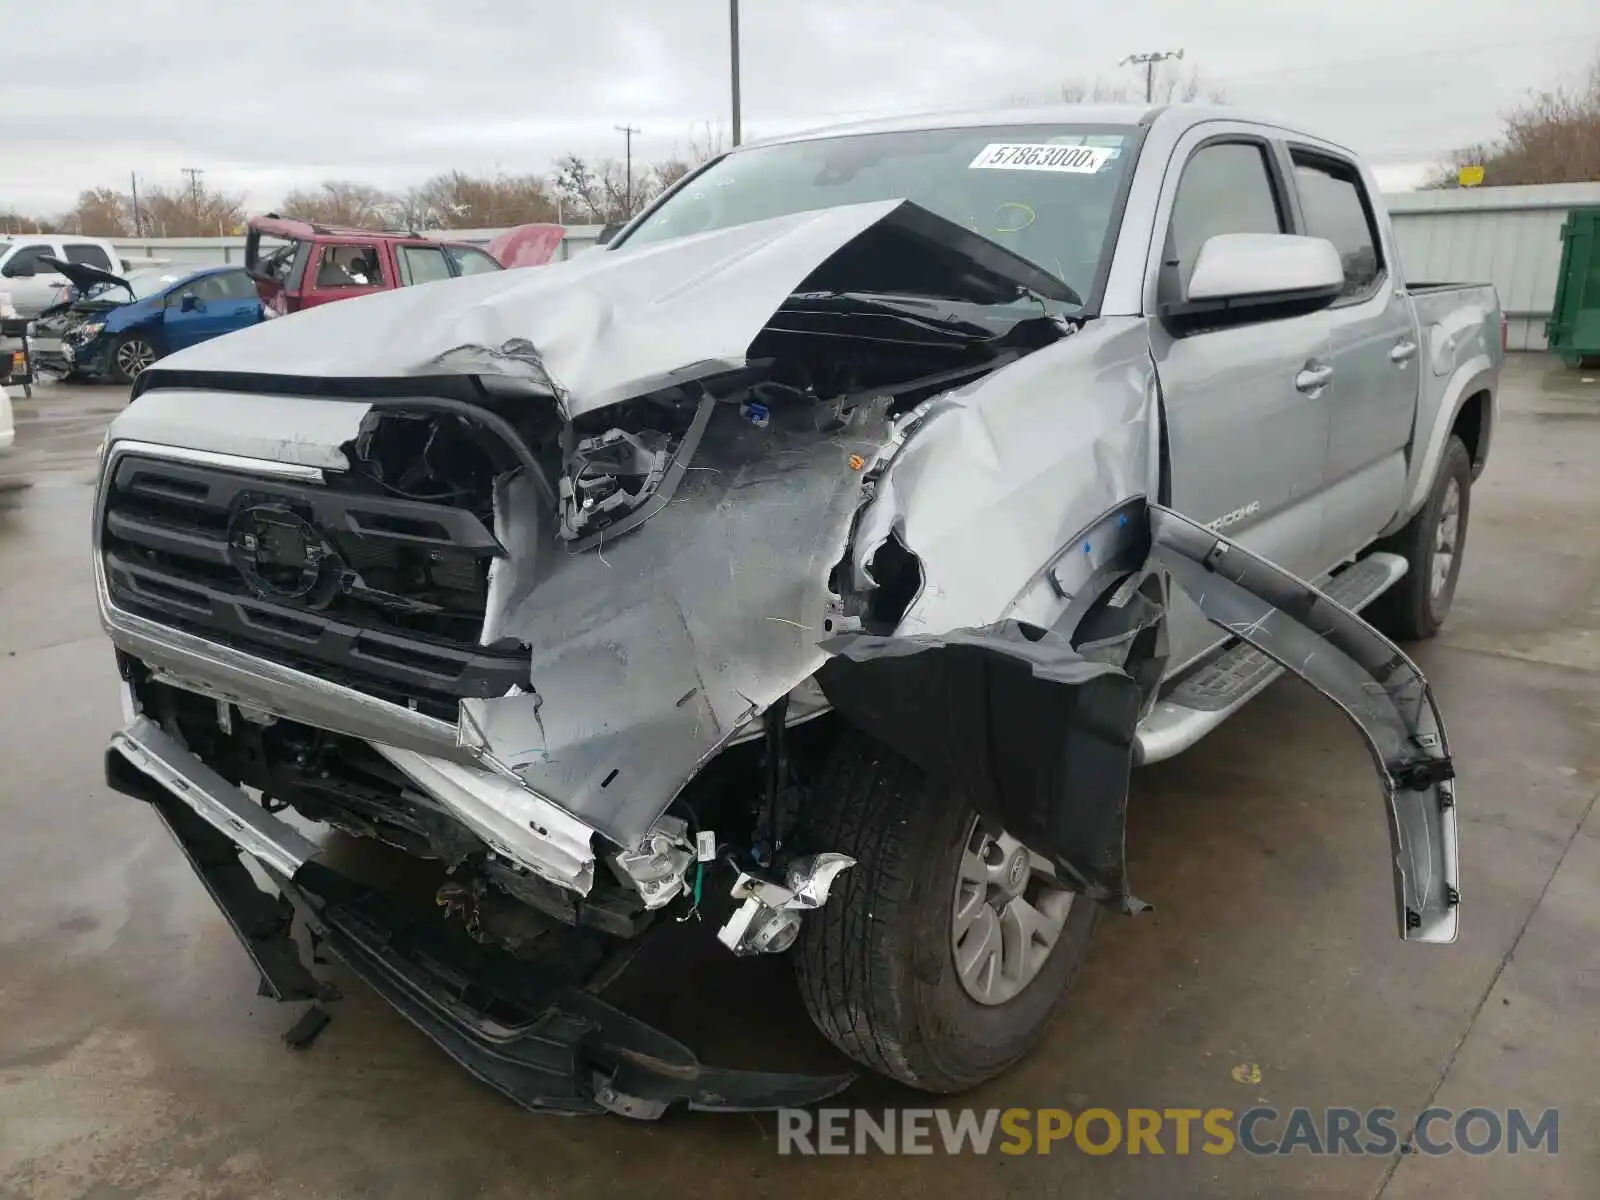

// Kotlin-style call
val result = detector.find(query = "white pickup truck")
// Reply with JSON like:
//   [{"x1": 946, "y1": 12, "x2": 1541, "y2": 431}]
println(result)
[
  {"x1": 94, "y1": 104, "x2": 1499, "y2": 1116},
  {"x1": 0, "y1": 235, "x2": 124, "y2": 318}
]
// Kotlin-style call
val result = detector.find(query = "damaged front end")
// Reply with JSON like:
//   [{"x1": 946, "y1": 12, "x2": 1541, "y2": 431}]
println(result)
[{"x1": 97, "y1": 198, "x2": 1457, "y2": 1118}]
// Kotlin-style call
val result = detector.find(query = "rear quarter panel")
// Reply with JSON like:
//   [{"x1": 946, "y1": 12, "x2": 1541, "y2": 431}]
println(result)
[{"x1": 1385, "y1": 284, "x2": 1502, "y2": 533}]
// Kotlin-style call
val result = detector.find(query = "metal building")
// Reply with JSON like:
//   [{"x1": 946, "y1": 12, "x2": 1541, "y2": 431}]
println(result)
[{"x1": 1385, "y1": 182, "x2": 1600, "y2": 352}]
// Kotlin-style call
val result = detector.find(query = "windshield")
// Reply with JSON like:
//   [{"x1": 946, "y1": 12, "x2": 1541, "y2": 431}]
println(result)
[
  {"x1": 78, "y1": 268, "x2": 193, "y2": 301},
  {"x1": 622, "y1": 124, "x2": 1140, "y2": 306}
]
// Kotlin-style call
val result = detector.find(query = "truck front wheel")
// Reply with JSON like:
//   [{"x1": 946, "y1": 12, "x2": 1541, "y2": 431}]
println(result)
[{"x1": 795, "y1": 728, "x2": 1099, "y2": 1092}]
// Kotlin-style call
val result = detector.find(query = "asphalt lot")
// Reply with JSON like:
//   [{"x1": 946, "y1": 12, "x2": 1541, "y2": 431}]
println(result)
[{"x1": 1, "y1": 358, "x2": 1597, "y2": 1199}]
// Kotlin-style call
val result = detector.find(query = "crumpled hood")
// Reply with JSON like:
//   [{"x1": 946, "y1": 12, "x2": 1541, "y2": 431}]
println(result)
[
  {"x1": 38, "y1": 256, "x2": 133, "y2": 301},
  {"x1": 140, "y1": 200, "x2": 1074, "y2": 417}
]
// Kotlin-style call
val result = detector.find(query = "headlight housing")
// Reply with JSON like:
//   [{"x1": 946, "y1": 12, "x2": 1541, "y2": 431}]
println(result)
[{"x1": 68, "y1": 322, "x2": 105, "y2": 346}]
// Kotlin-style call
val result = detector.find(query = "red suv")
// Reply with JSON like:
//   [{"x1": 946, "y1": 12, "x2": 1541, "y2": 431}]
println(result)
[{"x1": 243, "y1": 216, "x2": 563, "y2": 318}]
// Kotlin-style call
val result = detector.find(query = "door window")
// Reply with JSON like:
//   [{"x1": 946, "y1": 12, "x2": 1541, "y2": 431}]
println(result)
[
  {"x1": 64, "y1": 243, "x2": 115, "y2": 271},
  {"x1": 1164, "y1": 142, "x2": 1286, "y2": 301},
  {"x1": 396, "y1": 244, "x2": 452, "y2": 285},
  {"x1": 315, "y1": 244, "x2": 384, "y2": 288},
  {"x1": 1290, "y1": 153, "x2": 1384, "y2": 298},
  {"x1": 445, "y1": 246, "x2": 503, "y2": 276},
  {"x1": 212, "y1": 270, "x2": 262, "y2": 300}
]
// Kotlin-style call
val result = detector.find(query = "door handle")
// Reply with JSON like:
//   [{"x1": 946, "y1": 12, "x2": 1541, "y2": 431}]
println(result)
[
  {"x1": 1390, "y1": 339, "x2": 1418, "y2": 364},
  {"x1": 1295, "y1": 363, "x2": 1334, "y2": 393}
]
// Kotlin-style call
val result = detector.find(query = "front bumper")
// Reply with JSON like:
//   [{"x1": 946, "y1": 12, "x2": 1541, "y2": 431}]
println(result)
[{"x1": 105, "y1": 714, "x2": 856, "y2": 1118}]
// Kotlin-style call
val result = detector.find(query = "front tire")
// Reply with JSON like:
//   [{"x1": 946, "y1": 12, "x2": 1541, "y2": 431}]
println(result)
[
  {"x1": 1368, "y1": 434, "x2": 1473, "y2": 641},
  {"x1": 108, "y1": 334, "x2": 159, "y2": 384},
  {"x1": 795, "y1": 728, "x2": 1099, "y2": 1092}
]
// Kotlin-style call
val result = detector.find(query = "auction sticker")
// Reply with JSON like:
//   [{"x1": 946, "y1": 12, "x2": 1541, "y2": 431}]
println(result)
[{"x1": 969, "y1": 143, "x2": 1114, "y2": 173}]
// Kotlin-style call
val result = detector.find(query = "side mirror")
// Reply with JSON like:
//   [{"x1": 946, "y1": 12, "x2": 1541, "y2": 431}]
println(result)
[
  {"x1": 5, "y1": 261, "x2": 36, "y2": 278},
  {"x1": 1162, "y1": 233, "x2": 1345, "y2": 335},
  {"x1": 180, "y1": 294, "x2": 204, "y2": 312},
  {"x1": 596, "y1": 222, "x2": 623, "y2": 246}
]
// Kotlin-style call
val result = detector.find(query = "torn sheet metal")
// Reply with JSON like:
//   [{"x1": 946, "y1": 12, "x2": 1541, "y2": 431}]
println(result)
[
  {"x1": 372, "y1": 745, "x2": 597, "y2": 896},
  {"x1": 456, "y1": 323, "x2": 1162, "y2": 851},
  {"x1": 1147, "y1": 505, "x2": 1460, "y2": 944},
  {"x1": 137, "y1": 200, "x2": 1071, "y2": 418},
  {"x1": 849, "y1": 319, "x2": 1160, "y2": 638},
  {"x1": 104, "y1": 387, "x2": 369, "y2": 473},
  {"x1": 459, "y1": 397, "x2": 895, "y2": 849}
]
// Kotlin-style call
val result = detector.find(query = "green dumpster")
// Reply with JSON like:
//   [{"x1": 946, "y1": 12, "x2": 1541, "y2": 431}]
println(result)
[{"x1": 1547, "y1": 206, "x2": 1600, "y2": 368}]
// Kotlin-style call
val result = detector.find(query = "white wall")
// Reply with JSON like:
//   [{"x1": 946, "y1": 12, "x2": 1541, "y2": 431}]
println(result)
[{"x1": 1384, "y1": 183, "x2": 1600, "y2": 352}]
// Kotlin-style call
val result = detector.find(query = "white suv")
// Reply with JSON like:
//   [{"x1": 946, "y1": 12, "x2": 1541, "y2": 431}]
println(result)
[{"x1": 0, "y1": 236, "x2": 124, "y2": 317}]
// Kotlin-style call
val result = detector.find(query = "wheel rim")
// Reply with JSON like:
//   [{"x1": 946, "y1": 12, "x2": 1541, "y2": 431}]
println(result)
[
  {"x1": 117, "y1": 339, "x2": 156, "y2": 378},
  {"x1": 1430, "y1": 477, "x2": 1461, "y2": 603},
  {"x1": 951, "y1": 822, "x2": 1075, "y2": 1006}
]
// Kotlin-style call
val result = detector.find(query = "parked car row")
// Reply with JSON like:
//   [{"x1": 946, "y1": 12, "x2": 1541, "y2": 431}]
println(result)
[{"x1": 11, "y1": 219, "x2": 569, "y2": 384}]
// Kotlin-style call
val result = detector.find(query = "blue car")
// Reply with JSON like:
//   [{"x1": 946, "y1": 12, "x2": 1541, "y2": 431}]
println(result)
[{"x1": 34, "y1": 259, "x2": 262, "y2": 383}]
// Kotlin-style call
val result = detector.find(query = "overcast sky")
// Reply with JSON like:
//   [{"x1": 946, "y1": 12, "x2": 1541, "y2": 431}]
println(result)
[{"x1": 4, "y1": 0, "x2": 1596, "y2": 214}]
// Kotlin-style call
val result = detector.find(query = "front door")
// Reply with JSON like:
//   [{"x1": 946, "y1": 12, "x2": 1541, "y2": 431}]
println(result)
[
  {"x1": 163, "y1": 275, "x2": 234, "y2": 351},
  {"x1": 1146, "y1": 132, "x2": 1335, "y2": 671}
]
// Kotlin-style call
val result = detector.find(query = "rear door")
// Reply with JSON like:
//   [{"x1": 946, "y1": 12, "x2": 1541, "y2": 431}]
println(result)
[
  {"x1": 303, "y1": 240, "x2": 388, "y2": 308},
  {"x1": 1287, "y1": 146, "x2": 1418, "y2": 565},
  {"x1": 63, "y1": 242, "x2": 117, "y2": 273},
  {"x1": 1146, "y1": 128, "x2": 1336, "y2": 670}
]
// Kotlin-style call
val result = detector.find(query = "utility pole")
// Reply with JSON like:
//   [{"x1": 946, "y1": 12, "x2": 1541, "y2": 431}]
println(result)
[
  {"x1": 615, "y1": 124, "x2": 640, "y2": 213},
  {"x1": 180, "y1": 167, "x2": 204, "y2": 234},
  {"x1": 1119, "y1": 49, "x2": 1184, "y2": 103},
  {"x1": 729, "y1": 0, "x2": 742, "y2": 146},
  {"x1": 130, "y1": 171, "x2": 143, "y2": 237}
]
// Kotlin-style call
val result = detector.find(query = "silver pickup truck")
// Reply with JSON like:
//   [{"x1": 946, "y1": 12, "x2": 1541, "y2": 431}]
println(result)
[{"x1": 95, "y1": 105, "x2": 1500, "y2": 1116}]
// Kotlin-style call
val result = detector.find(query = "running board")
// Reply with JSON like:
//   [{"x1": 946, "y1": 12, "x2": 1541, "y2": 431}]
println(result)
[{"x1": 1136, "y1": 553, "x2": 1408, "y2": 765}]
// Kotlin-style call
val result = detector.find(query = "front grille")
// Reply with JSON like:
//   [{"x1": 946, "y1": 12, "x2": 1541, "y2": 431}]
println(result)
[{"x1": 101, "y1": 454, "x2": 529, "y2": 719}]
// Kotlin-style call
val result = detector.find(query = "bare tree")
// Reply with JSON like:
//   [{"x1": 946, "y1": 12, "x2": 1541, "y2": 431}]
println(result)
[
  {"x1": 1008, "y1": 62, "x2": 1227, "y2": 107},
  {"x1": 61, "y1": 188, "x2": 131, "y2": 236},
  {"x1": 138, "y1": 183, "x2": 246, "y2": 236},
  {"x1": 279, "y1": 180, "x2": 395, "y2": 228},
  {"x1": 404, "y1": 171, "x2": 560, "y2": 228},
  {"x1": 1427, "y1": 50, "x2": 1600, "y2": 187},
  {"x1": 0, "y1": 211, "x2": 50, "y2": 234},
  {"x1": 653, "y1": 119, "x2": 732, "y2": 191},
  {"x1": 553, "y1": 155, "x2": 635, "y2": 223}
]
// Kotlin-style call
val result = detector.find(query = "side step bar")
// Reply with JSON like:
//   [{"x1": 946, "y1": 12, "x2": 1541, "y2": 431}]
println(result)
[{"x1": 1136, "y1": 553, "x2": 1408, "y2": 765}]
